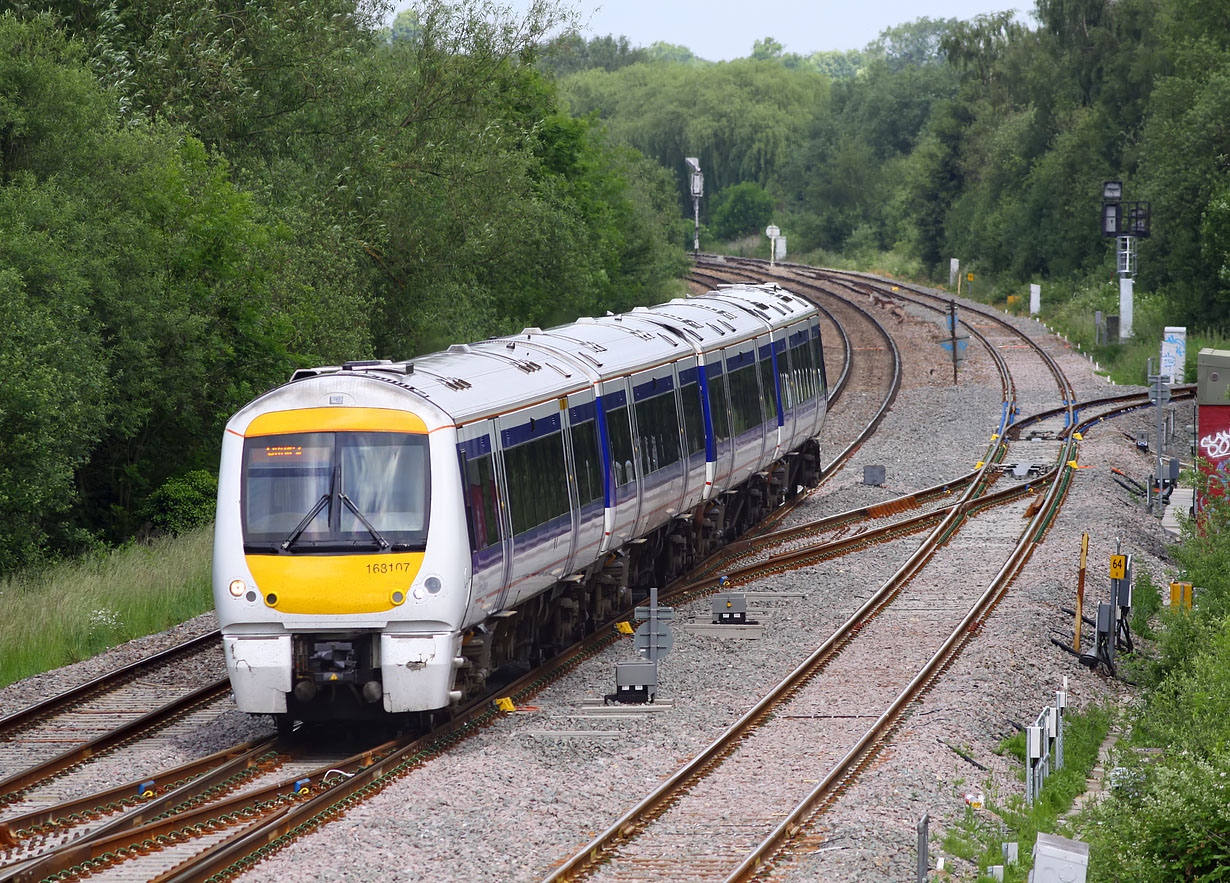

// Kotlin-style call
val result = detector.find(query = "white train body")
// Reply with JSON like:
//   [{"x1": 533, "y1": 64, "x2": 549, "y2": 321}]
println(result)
[{"x1": 212, "y1": 285, "x2": 827, "y2": 721}]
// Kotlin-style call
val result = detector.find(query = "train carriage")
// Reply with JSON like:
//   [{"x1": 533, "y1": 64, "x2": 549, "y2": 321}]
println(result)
[{"x1": 212, "y1": 284, "x2": 827, "y2": 724}]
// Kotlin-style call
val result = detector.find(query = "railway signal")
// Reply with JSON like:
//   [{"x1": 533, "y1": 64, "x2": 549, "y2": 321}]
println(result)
[{"x1": 686, "y1": 157, "x2": 703, "y2": 252}]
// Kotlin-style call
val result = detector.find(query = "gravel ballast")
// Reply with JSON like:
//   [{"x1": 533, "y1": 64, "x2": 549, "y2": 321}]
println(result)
[{"x1": 0, "y1": 278, "x2": 1192, "y2": 882}]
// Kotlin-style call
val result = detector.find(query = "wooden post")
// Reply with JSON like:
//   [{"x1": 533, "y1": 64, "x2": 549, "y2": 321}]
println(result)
[{"x1": 1075, "y1": 533, "x2": 1088, "y2": 652}]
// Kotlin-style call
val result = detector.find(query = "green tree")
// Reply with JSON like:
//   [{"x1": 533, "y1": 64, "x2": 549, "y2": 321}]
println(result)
[{"x1": 710, "y1": 182, "x2": 774, "y2": 240}]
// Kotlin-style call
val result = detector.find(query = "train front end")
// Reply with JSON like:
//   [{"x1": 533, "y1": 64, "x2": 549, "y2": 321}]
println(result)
[{"x1": 212, "y1": 365, "x2": 467, "y2": 722}]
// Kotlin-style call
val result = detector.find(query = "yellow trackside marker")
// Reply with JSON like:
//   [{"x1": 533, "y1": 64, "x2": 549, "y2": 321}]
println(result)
[
  {"x1": 1067, "y1": 460, "x2": 1079, "y2": 468},
  {"x1": 329, "y1": 674, "x2": 338, "y2": 681},
  {"x1": 495, "y1": 697, "x2": 516, "y2": 712},
  {"x1": 975, "y1": 462, "x2": 985, "y2": 469},
  {"x1": 615, "y1": 621, "x2": 634, "y2": 635},
  {"x1": 1109, "y1": 555, "x2": 1127, "y2": 580},
  {"x1": 991, "y1": 434, "x2": 999, "y2": 441},
  {"x1": 1073, "y1": 432, "x2": 1083, "y2": 440}
]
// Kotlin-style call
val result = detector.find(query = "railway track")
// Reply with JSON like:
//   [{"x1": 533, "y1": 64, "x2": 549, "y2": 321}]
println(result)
[
  {"x1": 0, "y1": 259, "x2": 1178, "y2": 882},
  {"x1": 527, "y1": 259, "x2": 1163, "y2": 882}
]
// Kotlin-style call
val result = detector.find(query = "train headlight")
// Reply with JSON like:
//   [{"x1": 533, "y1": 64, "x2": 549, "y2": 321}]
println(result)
[
  {"x1": 390, "y1": 590, "x2": 405, "y2": 606},
  {"x1": 424, "y1": 576, "x2": 442, "y2": 594},
  {"x1": 229, "y1": 579, "x2": 246, "y2": 597}
]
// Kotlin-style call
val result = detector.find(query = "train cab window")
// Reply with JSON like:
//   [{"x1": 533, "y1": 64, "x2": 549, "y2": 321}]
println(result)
[
  {"x1": 461, "y1": 452, "x2": 500, "y2": 552},
  {"x1": 241, "y1": 431, "x2": 429, "y2": 553},
  {"x1": 727, "y1": 363, "x2": 762, "y2": 435},
  {"x1": 571, "y1": 418, "x2": 604, "y2": 506},
  {"x1": 606, "y1": 405, "x2": 636, "y2": 488},
  {"x1": 505, "y1": 433, "x2": 569, "y2": 536},
  {"x1": 635, "y1": 391, "x2": 682, "y2": 474},
  {"x1": 680, "y1": 382, "x2": 705, "y2": 457}
]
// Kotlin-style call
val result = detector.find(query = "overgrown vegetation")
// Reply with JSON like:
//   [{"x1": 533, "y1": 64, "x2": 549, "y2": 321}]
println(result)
[
  {"x1": 0, "y1": 525, "x2": 213, "y2": 688},
  {"x1": 938, "y1": 705, "x2": 1111, "y2": 882}
]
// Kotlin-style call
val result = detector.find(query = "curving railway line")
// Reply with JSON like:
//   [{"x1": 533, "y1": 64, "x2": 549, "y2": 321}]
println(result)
[{"x1": 0, "y1": 257, "x2": 1188, "y2": 883}]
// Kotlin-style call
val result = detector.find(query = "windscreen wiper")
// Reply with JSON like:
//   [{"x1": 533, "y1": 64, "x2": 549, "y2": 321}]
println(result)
[
  {"x1": 280, "y1": 493, "x2": 330, "y2": 551},
  {"x1": 338, "y1": 493, "x2": 390, "y2": 550}
]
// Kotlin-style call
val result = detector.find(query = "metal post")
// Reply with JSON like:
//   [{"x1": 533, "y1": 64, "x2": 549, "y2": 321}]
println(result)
[
  {"x1": 1055, "y1": 689, "x2": 1066, "y2": 770},
  {"x1": 1156, "y1": 373, "x2": 1165, "y2": 512},
  {"x1": 692, "y1": 195, "x2": 700, "y2": 252},
  {"x1": 950, "y1": 301, "x2": 959, "y2": 385},
  {"x1": 917, "y1": 813, "x2": 929, "y2": 882},
  {"x1": 1075, "y1": 534, "x2": 1087, "y2": 653}
]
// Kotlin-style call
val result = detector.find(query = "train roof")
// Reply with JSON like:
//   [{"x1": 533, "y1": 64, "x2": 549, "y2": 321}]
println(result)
[{"x1": 237, "y1": 284, "x2": 816, "y2": 431}]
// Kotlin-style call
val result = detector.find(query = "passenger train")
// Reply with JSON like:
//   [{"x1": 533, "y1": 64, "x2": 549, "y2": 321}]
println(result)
[{"x1": 212, "y1": 284, "x2": 827, "y2": 725}]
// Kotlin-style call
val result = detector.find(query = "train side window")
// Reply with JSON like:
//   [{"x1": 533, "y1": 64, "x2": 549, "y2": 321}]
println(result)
[
  {"x1": 571, "y1": 419, "x2": 603, "y2": 505},
  {"x1": 635, "y1": 391, "x2": 682, "y2": 475},
  {"x1": 606, "y1": 404, "x2": 635, "y2": 487},
  {"x1": 505, "y1": 433, "x2": 568, "y2": 535},
  {"x1": 461, "y1": 452, "x2": 500, "y2": 553},
  {"x1": 680, "y1": 382, "x2": 705, "y2": 456},
  {"x1": 708, "y1": 374, "x2": 731, "y2": 441},
  {"x1": 727, "y1": 364, "x2": 761, "y2": 435},
  {"x1": 810, "y1": 332, "x2": 827, "y2": 398},
  {"x1": 791, "y1": 342, "x2": 813, "y2": 402},
  {"x1": 759, "y1": 353, "x2": 779, "y2": 421}
]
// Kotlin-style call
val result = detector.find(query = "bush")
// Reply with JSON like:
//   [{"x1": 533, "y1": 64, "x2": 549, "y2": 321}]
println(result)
[
  {"x1": 145, "y1": 470, "x2": 218, "y2": 536},
  {"x1": 710, "y1": 182, "x2": 775, "y2": 240}
]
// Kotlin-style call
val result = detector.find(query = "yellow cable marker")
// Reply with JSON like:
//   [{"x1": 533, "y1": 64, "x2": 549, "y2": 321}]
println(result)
[
  {"x1": 615, "y1": 621, "x2": 633, "y2": 635},
  {"x1": 495, "y1": 697, "x2": 516, "y2": 712},
  {"x1": 975, "y1": 461, "x2": 984, "y2": 469},
  {"x1": 1073, "y1": 432, "x2": 1083, "y2": 440},
  {"x1": 991, "y1": 434, "x2": 999, "y2": 441},
  {"x1": 1067, "y1": 460, "x2": 1079, "y2": 468}
]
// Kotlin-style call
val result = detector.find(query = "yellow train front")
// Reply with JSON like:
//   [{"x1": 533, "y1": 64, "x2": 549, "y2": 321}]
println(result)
[
  {"x1": 213, "y1": 284, "x2": 827, "y2": 726},
  {"x1": 212, "y1": 365, "x2": 469, "y2": 724}
]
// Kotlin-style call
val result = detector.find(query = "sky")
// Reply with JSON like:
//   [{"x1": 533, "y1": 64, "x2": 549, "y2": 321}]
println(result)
[{"x1": 486, "y1": 0, "x2": 1031, "y2": 60}]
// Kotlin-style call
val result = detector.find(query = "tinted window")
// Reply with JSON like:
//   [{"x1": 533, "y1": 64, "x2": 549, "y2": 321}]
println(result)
[
  {"x1": 759, "y1": 355, "x2": 779, "y2": 421},
  {"x1": 505, "y1": 433, "x2": 569, "y2": 535},
  {"x1": 728, "y1": 364, "x2": 762, "y2": 435},
  {"x1": 571, "y1": 419, "x2": 603, "y2": 505},
  {"x1": 607, "y1": 404, "x2": 635, "y2": 487},
  {"x1": 242, "y1": 432, "x2": 429, "y2": 551},
  {"x1": 635, "y1": 391, "x2": 682, "y2": 474},
  {"x1": 462, "y1": 452, "x2": 500, "y2": 552},
  {"x1": 680, "y1": 382, "x2": 705, "y2": 456},
  {"x1": 708, "y1": 374, "x2": 731, "y2": 441}
]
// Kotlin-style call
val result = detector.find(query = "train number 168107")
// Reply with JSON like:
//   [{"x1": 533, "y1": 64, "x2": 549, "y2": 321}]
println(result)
[{"x1": 365, "y1": 562, "x2": 414, "y2": 575}]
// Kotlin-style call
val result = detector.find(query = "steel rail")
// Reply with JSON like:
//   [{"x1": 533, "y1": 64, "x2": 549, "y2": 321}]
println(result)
[
  {"x1": 723, "y1": 379, "x2": 1154, "y2": 881},
  {"x1": 0, "y1": 632, "x2": 222, "y2": 739},
  {"x1": 0, "y1": 680, "x2": 231, "y2": 806}
]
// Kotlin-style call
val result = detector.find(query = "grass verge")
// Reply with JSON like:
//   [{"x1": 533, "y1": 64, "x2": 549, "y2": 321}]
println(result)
[
  {"x1": 0, "y1": 525, "x2": 214, "y2": 690},
  {"x1": 938, "y1": 703, "x2": 1112, "y2": 881}
]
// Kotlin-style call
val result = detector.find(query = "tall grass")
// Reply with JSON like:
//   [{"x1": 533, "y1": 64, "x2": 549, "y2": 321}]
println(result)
[{"x1": 0, "y1": 525, "x2": 214, "y2": 689}]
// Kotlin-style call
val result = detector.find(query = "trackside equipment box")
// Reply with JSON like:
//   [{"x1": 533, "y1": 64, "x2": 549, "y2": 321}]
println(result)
[{"x1": 1029, "y1": 832, "x2": 1088, "y2": 883}]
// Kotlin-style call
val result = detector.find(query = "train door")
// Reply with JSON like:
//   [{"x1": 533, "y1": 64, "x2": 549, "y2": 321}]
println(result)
[
  {"x1": 598, "y1": 378, "x2": 639, "y2": 552},
  {"x1": 457, "y1": 422, "x2": 506, "y2": 623},
  {"x1": 702, "y1": 356, "x2": 734, "y2": 492},
  {"x1": 676, "y1": 359, "x2": 709, "y2": 509},
  {"x1": 629, "y1": 364, "x2": 687, "y2": 537},
  {"x1": 759, "y1": 338, "x2": 786, "y2": 461},
  {"x1": 724, "y1": 339, "x2": 768, "y2": 486},
  {"x1": 564, "y1": 391, "x2": 606, "y2": 573}
]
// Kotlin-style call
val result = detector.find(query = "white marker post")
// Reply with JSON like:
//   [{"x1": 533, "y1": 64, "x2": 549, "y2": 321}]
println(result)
[
  {"x1": 1030, "y1": 283, "x2": 1041, "y2": 316},
  {"x1": 1119, "y1": 277, "x2": 1134, "y2": 340},
  {"x1": 766, "y1": 224, "x2": 780, "y2": 268}
]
